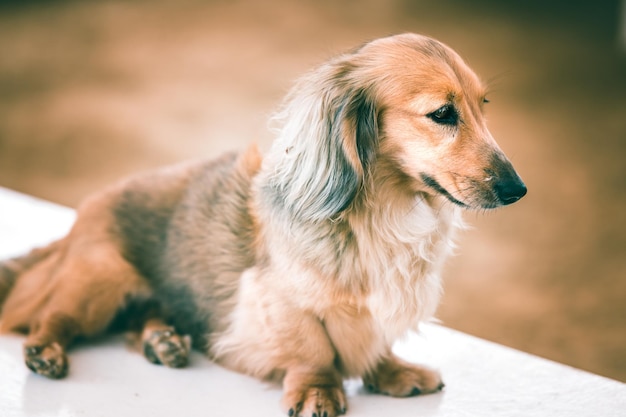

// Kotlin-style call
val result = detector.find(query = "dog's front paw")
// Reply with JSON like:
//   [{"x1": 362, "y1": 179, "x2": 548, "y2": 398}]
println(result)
[
  {"x1": 142, "y1": 328, "x2": 190, "y2": 368},
  {"x1": 364, "y1": 355, "x2": 444, "y2": 397},
  {"x1": 24, "y1": 342, "x2": 68, "y2": 379},
  {"x1": 283, "y1": 385, "x2": 347, "y2": 417}
]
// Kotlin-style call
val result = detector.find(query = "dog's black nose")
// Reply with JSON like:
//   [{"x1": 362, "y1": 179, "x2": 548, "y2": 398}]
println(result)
[{"x1": 494, "y1": 177, "x2": 527, "y2": 205}]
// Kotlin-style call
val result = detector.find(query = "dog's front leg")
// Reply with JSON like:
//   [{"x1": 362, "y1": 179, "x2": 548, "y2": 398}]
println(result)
[
  {"x1": 214, "y1": 267, "x2": 347, "y2": 417},
  {"x1": 274, "y1": 311, "x2": 346, "y2": 417},
  {"x1": 363, "y1": 353, "x2": 444, "y2": 397}
]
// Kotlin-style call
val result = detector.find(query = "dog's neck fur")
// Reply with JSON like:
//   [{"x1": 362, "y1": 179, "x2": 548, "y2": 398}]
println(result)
[{"x1": 345, "y1": 165, "x2": 463, "y2": 341}]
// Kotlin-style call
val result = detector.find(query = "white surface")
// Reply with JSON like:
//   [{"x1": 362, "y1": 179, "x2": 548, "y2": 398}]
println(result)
[
  {"x1": 0, "y1": 188, "x2": 76, "y2": 258},
  {"x1": 0, "y1": 186, "x2": 625, "y2": 416}
]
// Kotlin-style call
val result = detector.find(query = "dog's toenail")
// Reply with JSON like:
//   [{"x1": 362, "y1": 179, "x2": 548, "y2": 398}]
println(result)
[
  {"x1": 312, "y1": 413, "x2": 317, "y2": 417},
  {"x1": 410, "y1": 387, "x2": 422, "y2": 396},
  {"x1": 437, "y1": 382, "x2": 445, "y2": 391},
  {"x1": 288, "y1": 408, "x2": 294, "y2": 416},
  {"x1": 33, "y1": 358, "x2": 47, "y2": 367},
  {"x1": 322, "y1": 412, "x2": 328, "y2": 417},
  {"x1": 26, "y1": 346, "x2": 42, "y2": 355}
]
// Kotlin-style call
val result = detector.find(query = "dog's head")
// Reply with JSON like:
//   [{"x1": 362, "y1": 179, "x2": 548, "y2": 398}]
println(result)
[{"x1": 267, "y1": 33, "x2": 526, "y2": 221}]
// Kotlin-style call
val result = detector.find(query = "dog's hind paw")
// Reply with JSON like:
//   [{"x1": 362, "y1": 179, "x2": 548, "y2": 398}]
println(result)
[
  {"x1": 142, "y1": 328, "x2": 190, "y2": 368},
  {"x1": 24, "y1": 342, "x2": 69, "y2": 379}
]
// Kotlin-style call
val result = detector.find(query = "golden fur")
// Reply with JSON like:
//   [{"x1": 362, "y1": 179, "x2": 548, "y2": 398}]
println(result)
[{"x1": 0, "y1": 34, "x2": 525, "y2": 417}]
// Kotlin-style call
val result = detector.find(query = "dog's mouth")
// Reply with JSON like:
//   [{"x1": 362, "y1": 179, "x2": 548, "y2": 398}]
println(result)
[
  {"x1": 420, "y1": 174, "x2": 468, "y2": 208},
  {"x1": 419, "y1": 172, "x2": 527, "y2": 209}
]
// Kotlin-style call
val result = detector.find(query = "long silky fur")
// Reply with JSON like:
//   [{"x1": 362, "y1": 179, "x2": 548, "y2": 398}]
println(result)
[
  {"x1": 259, "y1": 47, "x2": 464, "y2": 340},
  {"x1": 262, "y1": 56, "x2": 378, "y2": 223},
  {"x1": 213, "y1": 39, "x2": 467, "y2": 378}
]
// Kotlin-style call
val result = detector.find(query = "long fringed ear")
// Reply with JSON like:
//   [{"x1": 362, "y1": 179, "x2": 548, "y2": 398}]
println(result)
[
  {"x1": 293, "y1": 87, "x2": 378, "y2": 222},
  {"x1": 336, "y1": 89, "x2": 378, "y2": 185},
  {"x1": 325, "y1": 88, "x2": 378, "y2": 213},
  {"x1": 264, "y1": 67, "x2": 379, "y2": 223}
]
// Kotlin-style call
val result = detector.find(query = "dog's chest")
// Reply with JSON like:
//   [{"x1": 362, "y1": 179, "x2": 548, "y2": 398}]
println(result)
[
  {"x1": 315, "y1": 203, "x2": 460, "y2": 376},
  {"x1": 321, "y1": 228, "x2": 453, "y2": 376},
  {"x1": 345, "y1": 200, "x2": 460, "y2": 342}
]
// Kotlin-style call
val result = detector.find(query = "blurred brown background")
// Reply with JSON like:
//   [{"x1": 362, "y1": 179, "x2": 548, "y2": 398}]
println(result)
[{"x1": 1, "y1": 0, "x2": 624, "y2": 381}]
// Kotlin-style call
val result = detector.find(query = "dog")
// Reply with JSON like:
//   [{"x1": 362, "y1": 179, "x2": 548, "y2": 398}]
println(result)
[{"x1": 0, "y1": 33, "x2": 526, "y2": 417}]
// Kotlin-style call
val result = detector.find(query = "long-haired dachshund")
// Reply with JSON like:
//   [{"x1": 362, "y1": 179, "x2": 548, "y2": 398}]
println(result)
[{"x1": 0, "y1": 33, "x2": 526, "y2": 417}]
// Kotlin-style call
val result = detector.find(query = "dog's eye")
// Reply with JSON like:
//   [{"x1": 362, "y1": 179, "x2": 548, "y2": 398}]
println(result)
[{"x1": 427, "y1": 104, "x2": 458, "y2": 126}]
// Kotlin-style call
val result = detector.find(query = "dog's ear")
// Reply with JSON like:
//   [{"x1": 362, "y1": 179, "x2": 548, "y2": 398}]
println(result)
[
  {"x1": 264, "y1": 66, "x2": 379, "y2": 222},
  {"x1": 335, "y1": 89, "x2": 378, "y2": 186},
  {"x1": 298, "y1": 87, "x2": 378, "y2": 222}
]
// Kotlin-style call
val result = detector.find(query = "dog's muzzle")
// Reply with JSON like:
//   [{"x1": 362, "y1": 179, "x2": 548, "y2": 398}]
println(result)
[
  {"x1": 489, "y1": 152, "x2": 527, "y2": 206},
  {"x1": 420, "y1": 152, "x2": 527, "y2": 209}
]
